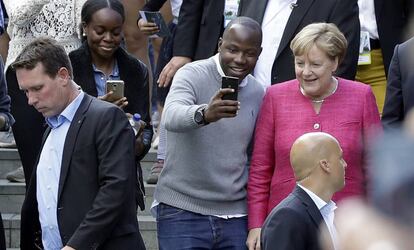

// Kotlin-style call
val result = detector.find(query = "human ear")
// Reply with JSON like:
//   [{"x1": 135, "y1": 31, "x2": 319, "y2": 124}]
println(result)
[
  {"x1": 332, "y1": 57, "x2": 339, "y2": 73},
  {"x1": 82, "y1": 22, "x2": 87, "y2": 36},
  {"x1": 217, "y1": 38, "x2": 223, "y2": 52},
  {"x1": 319, "y1": 159, "x2": 330, "y2": 173},
  {"x1": 57, "y1": 67, "x2": 70, "y2": 82}
]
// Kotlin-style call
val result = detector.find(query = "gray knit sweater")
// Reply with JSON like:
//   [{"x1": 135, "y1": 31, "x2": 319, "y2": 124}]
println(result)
[{"x1": 155, "y1": 56, "x2": 264, "y2": 215}]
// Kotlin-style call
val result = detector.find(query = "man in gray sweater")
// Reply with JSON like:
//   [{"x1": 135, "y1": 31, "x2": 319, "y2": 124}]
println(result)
[{"x1": 154, "y1": 17, "x2": 264, "y2": 249}]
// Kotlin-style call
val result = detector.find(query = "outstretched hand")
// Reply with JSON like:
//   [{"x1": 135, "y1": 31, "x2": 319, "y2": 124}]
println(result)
[{"x1": 204, "y1": 88, "x2": 240, "y2": 123}]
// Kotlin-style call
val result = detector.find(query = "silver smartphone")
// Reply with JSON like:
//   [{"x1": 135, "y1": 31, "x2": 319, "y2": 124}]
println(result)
[{"x1": 106, "y1": 80, "x2": 125, "y2": 100}]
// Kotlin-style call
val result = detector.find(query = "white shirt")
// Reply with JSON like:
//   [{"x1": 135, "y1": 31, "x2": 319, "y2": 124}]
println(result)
[
  {"x1": 298, "y1": 184, "x2": 338, "y2": 250},
  {"x1": 170, "y1": 0, "x2": 182, "y2": 18},
  {"x1": 224, "y1": 0, "x2": 240, "y2": 27},
  {"x1": 213, "y1": 54, "x2": 248, "y2": 88},
  {"x1": 254, "y1": 0, "x2": 297, "y2": 89},
  {"x1": 358, "y1": 0, "x2": 379, "y2": 39}
]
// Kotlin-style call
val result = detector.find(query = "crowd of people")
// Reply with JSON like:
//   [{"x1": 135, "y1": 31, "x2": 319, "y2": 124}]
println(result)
[{"x1": 0, "y1": 0, "x2": 413, "y2": 249}]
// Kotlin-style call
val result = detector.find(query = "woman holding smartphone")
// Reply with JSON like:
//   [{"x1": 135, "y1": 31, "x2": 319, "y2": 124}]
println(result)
[{"x1": 69, "y1": 0, "x2": 152, "y2": 211}]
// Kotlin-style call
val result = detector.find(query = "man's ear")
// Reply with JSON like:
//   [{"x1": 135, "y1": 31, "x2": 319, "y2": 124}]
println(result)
[
  {"x1": 319, "y1": 159, "x2": 330, "y2": 173},
  {"x1": 217, "y1": 38, "x2": 223, "y2": 52},
  {"x1": 57, "y1": 67, "x2": 70, "y2": 83}
]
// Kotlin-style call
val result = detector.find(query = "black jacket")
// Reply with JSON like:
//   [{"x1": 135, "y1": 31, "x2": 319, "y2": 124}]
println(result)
[{"x1": 69, "y1": 43, "x2": 152, "y2": 210}]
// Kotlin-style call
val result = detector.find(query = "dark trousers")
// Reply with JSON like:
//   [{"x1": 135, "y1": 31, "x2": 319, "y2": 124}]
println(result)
[
  {"x1": 0, "y1": 212, "x2": 6, "y2": 250},
  {"x1": 6, "y1": 68, "x2": 45, "y2": 185},
  {"x1": 155, "y1": 22, "x2": 177, "y2": 105}
]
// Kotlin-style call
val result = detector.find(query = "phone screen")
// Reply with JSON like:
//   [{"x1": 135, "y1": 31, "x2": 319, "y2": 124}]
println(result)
[{"x1": 221, "y1": 76, "x2": 239, "y2": 101}]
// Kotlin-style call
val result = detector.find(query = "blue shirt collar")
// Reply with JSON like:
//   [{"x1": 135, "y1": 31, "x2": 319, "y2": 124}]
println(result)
[
  {"x1": 92, "y1": 60, "x2": 120, "y2": 78},
  {"x1": 46, "y1": 91, "x2": 85, "y2": 129}
]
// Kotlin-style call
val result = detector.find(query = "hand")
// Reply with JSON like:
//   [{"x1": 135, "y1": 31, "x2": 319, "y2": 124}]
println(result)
[
  {"x1": 137, "y1": 19, "x2": 159, "y2": 35},
  {"x1": 62, "y1": 246, "x2": 75, "y2": 250},
  {"x1": 246, "y1": 228, "x2": 261, "y2": 250},
  {"x1": 158, "y1": 56, "x2": 192, "y2": 87},
  {"x1": 204, "y1": 89, "x2": 240, "y2": 123},
  {"x1": 134, "y1": 120, "x2": 147, "y2": 156},
  {"x1": 98, "y1": 91, "x2": 128, "y2": 109}
]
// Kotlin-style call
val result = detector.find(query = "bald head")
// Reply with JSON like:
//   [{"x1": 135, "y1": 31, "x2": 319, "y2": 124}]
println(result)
[
  {"x1": 290, "y1": 132, "x2": 341, "y2": 182},
  {"x1": 223, "y1": 16, "x2": 262, "y2": 48}
]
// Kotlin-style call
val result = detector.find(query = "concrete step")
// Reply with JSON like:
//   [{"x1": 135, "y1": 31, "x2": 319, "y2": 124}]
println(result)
[
  {"x1": 0, "y1": 148, "x2": 158, "y2": 179},
  {"x1": 0, "y1": 179, "x2": 156, "y2": 216},
  {"x1": 0, "y1": 148, "x2": 159, "y2": 248},
  {"x1": 0, "y1": 180, "x2": 25, "y2": 214},
  {"x1": 2, "y1": 214, "x2": 158, "y2": 249},
  {"x1": 0, "y1": 149, "x2": 20, "y2": 179}
]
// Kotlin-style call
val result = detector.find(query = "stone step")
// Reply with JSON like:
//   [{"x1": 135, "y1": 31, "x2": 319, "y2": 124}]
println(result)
[
  {"x1": 2, "y1": 214, "x2": 158, "y2": 250},
  {"x1": 0, "y1": 148, "x2": 157, "y2": 179},
  {"x1": 0, "y1": 179, "x2": 156, "y2": 216},
  {"x1": 0, "y1": 149, "x2": 20, "y2": 179}
]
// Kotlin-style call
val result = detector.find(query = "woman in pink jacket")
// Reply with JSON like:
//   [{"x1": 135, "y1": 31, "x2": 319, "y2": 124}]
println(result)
[{"x1": 247, "y1": 23, "x2": 382, "y2": 248}]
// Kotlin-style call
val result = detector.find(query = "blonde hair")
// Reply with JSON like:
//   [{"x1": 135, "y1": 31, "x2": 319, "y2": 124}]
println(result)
[{"x1": 290, "y1": 23, "x2": 347, "y2": 64}]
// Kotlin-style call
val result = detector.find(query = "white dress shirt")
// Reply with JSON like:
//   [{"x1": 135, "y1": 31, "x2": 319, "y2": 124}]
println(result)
[
  {"x1": 254, "y1": 0, "x2": 297, "y2": 89},
  {"x1": 358, "y1": 0, "x2": 379, "y2": 39},
  {"x1": 298, "y1": 184, "x2": 338, "y2": 250}
]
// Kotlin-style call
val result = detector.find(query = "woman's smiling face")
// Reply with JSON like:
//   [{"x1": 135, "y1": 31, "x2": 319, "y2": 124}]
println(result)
[
  {"x1": 295, "y1": 45, "x2": 338, "y2": 99},
  {"x1": 83, "y1": 7, "x2": 124, "y2": 61}
]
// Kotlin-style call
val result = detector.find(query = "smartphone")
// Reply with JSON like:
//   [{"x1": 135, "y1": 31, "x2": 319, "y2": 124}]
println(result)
[
  {"x1": 221, "y1": 76, "x2": 239, "y2": 101},
  {"x1": 106, "y1": 80, "x2": 125, "y2": 100}
]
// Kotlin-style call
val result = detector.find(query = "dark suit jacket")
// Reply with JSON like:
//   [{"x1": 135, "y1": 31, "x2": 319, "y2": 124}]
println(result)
[
  {"x1": 238, "y1": 0, "x2": 360, "y2": 84},
  {"x1": 382, "y1": 37, "x2": 414, "y2": 129},
  {"x1": 20, "y1": 95, "x2": 145, "y2": 250},
  {"x1": 375, "y1": 0, "x2": 413, "y2": 76},
  {"x1": 261, "y1": 185, "x2": 329, "y2": 250},
  {"x1": 172, "y1": 0, "x2": 224, "y2": 60}
]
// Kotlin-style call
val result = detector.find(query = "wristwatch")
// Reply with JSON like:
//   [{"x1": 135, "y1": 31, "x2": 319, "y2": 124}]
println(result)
[{"x1": 194, "y1": 107, "x2": 209, "y2": 125}]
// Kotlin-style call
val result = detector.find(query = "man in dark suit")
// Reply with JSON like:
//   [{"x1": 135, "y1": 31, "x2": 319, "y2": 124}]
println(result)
[
  {"x1": 261, "y1": 132, "x2": 347, "y2": 250},
  {"x1": 156, "y1": 0, "x2": 225, "y2": 87},
  {"x1": 356, "y1": 0, "x2": 413, "y2": 114},
  {"x1": 13, "y1": 38, "x2": 145, "y2": 250},
  {"x1": 238, "y1": 0, "x2": 360, "y2": 87},
  {"x1": 382, "y1": 37, "x2": 414, "y2": 129},
  {"x1": 372, "y1": 0, "x2": 413, "y2": 78}
]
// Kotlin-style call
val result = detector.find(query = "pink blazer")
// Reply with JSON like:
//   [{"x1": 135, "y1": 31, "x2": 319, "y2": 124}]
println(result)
[{"x1": 248, "y1": 78, "x2": 382, "y2": 229}]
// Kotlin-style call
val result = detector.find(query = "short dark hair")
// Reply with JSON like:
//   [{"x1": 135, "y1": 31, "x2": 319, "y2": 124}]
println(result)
[
  {"x1": 11, "y1": 37, "x2": 73, "y2": 79},
  {"x1": 224, "y1": 16, "x2": 263, "y2": 47},
  {"x1": 81, "y1": 0, "x2": 125, "y2": 24}
]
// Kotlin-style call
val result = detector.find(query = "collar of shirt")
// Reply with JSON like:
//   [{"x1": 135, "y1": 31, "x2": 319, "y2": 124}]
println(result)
[
  {"x1": 298, "y1": 184, "x2": 338, "y2": 249},
  {"x1": 298, "y1": 184, "x2": 328, "y2": 209},
  {"x1": 46, "y1": 91, "x2": 85, "y2": 129},
  {"x1": 213, "y1": 54, "x2": 248, "y2": 88},
  {"x1": 92, "y1": 60, "x2": 120, "y2": 96},
  {"x1": 92, "y1": 60, "x2": 120, "y2": 78}
]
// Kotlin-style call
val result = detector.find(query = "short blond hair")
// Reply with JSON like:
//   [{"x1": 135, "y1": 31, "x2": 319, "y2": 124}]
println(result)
[{"x1": 290, "y1": 23, "x2": 347, "y2": 64}]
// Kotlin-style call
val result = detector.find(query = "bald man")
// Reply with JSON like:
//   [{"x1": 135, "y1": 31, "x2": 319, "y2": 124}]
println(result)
[{"x1": 261, "y1": 132, "x2": 347, "y2": 250}]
